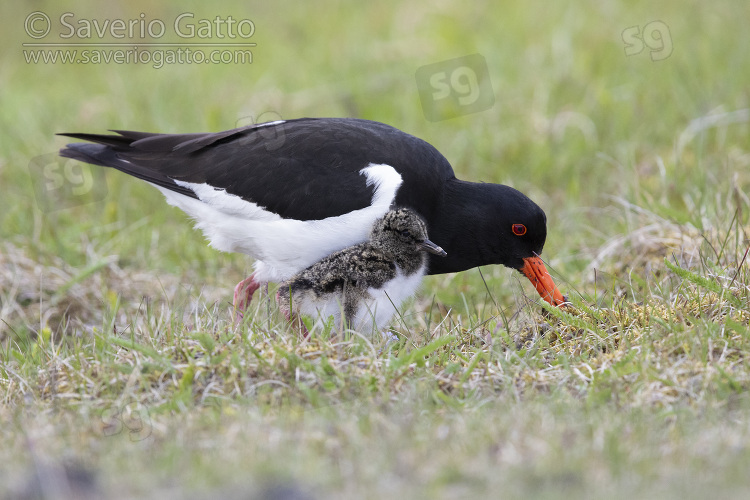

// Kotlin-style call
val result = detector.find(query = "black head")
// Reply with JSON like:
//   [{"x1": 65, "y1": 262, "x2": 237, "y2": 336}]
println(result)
[
  {"x1": 426, "y1": 182, "x2": 547, "y2": 275},
  {"x1": 491, "y1": 185, "x2": 548, "y2": 270},
  {"x1": 477, "y1": 184, "x2": 563, "y2": 306},
  {"x1": 438, "y1": 183, "x2": 547, "y2": 271},
  {"x1": 416, "y1": 180, "x2": 564, "y2": 305},
  {"x1": 371, "y1": 208, "x2": 446, "y2": 257}
]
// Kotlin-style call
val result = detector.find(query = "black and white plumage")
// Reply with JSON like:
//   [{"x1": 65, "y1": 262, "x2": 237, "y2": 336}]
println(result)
[
  {"x1": 277, "y1": 208, "x2": 446, "y2": 334},
  {"x1": 58, "y1": 118, "x2": 564, "y2": 314}
]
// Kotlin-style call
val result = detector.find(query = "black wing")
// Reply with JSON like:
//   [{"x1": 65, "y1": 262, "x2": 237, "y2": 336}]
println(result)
[{"x1": 59, "y1": 118, "x2": 455, "y2": 221}]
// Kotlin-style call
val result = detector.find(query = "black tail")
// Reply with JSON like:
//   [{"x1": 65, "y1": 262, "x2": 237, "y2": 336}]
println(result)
[{"x1": 58, "y1": 132, "x2": 198, "y2": 199}]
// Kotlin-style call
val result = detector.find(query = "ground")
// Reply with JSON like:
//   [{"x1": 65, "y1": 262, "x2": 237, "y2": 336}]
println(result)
[{"x1": 1, "y1": 1, "x2": 750, "y2": 498}]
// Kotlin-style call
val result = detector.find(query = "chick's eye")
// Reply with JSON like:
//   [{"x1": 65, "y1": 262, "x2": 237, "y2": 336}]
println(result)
[
  {"x1": 399, "y1": 229, "x2": 411, "y2": 238},
  {"x1": 512, "y1": 224, "x2": 527, "y2": 236}
]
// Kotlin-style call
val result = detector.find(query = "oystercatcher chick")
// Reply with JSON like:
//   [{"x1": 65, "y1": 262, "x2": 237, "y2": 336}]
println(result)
[
  {"x1": 277, "y1": 208, "x2": 446, "y2": 335},
  {"x1": 58, "y1": 118, "x2": 565, "y2": 317}
]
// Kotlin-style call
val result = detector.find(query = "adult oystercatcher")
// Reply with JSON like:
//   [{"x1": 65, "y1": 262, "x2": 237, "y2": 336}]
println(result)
[
  {"x1": 277, "y1": 207, "x2": 446, "y2": 335},
  {"x1": 58, "y1": 118, "x2": 564, "y2": 317}
]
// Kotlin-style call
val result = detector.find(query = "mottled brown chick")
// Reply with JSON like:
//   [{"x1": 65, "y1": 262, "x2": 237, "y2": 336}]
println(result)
[{"x1": 277, "y1": 208, "x2": 446, "y2": 335}]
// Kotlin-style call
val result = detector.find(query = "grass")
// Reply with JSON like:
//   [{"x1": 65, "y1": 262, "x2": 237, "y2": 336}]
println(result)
[{"x1": 2, "y1": 0, "x2": 750, "y2": 498}]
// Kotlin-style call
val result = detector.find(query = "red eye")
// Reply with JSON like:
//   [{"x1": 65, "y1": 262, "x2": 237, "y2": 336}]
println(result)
[{"x1": 512, "y1": 224, "x2": 527, "y2": 236}]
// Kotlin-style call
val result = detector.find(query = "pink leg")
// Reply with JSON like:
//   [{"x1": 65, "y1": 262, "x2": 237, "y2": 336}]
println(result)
[
  {"x1": 233, "y1": 272, "x2": 261, "y2": 321},
  {"x1": 275, "y1": 290, "x2": 310, "y2": 338}
]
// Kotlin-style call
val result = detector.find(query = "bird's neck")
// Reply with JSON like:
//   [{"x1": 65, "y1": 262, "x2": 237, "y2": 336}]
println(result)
[
  {"x1": 394, "y1": 252, "x2": 427, "y2": 275},
  {"x1": 426, "y1": 179, "x2": 500, "y2": 275}
]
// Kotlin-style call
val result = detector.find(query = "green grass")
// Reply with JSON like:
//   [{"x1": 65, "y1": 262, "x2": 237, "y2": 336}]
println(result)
[{"x1": 2, "y1": 0, "x2": 750, "y2": 498}]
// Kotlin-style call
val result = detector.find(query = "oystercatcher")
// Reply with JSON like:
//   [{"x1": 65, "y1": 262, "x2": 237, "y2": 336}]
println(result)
[
  {"x1": 277, "y1": 207, "x2": 446, "y2": 334},
  {"x1": 58, "y1": 118, "x2": 564, "y2": 317}
]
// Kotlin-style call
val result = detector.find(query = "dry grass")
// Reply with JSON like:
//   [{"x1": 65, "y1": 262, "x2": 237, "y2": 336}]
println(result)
[
  {"x1": 2, "y1": 200, "x2": 749, "y2": 498},
  {"x1": 0, "y1": 241, "x2": 228, "y2": 341},
  {"x1": 4, "y1": 209, "x2": 748, "y2": 408}
]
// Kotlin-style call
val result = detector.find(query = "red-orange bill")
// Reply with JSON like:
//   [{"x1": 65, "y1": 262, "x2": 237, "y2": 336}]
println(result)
[{"x1": 520, "y1": 256, "x2": 565, "y2": 306}]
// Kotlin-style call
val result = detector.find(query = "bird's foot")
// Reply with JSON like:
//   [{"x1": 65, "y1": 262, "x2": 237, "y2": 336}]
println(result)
[{"x1": 233, "y1": 273, "x2": 261, "y2": 322}]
